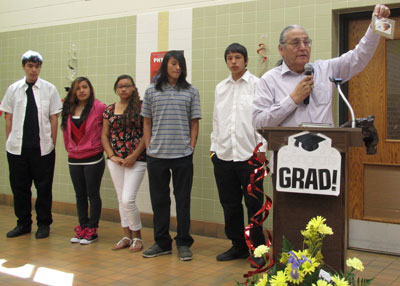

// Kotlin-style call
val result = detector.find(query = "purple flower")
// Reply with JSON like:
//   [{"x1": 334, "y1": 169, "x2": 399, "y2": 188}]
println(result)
[{"x1": 288, "y1": 251, "x2": 311, "y2": 279}]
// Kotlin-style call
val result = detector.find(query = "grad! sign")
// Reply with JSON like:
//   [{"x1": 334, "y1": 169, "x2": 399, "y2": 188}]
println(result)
[{"x1": 276, "y1": 131, "x2": 341, "y2": 196}]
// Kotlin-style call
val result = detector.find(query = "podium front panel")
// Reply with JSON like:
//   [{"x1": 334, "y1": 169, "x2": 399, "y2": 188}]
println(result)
[
  {"x1": 272, "y1": 152, "x2": 346, "y2": 272},
  {"x1": 258, "y1": 127, "x2": 362, "y2": 273}
]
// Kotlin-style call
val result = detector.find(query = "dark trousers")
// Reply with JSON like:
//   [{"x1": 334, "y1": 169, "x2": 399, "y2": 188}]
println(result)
[
  {"x1": 146, "y1": 154, "x2": 194, "y2": 251},
  {"x1": 68, "y1": 158, "x2": 105, "y2": 228},
  {"x1": 7, "y1": 149, "x2": 56, "y2": 228},
  {"x1": 212, "y1": 154, "x2": 266, "y2": 250}
]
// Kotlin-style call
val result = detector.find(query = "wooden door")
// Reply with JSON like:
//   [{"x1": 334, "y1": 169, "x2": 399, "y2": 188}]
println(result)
[{"x1": 346, "y1": 15, "x2": 400, "y2": 254}]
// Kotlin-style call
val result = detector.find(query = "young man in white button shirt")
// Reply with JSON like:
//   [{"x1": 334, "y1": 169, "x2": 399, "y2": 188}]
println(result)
[
  {"x1": 210, "y1": 43, "x2": 266, "y2": 266},
  {"x1": 0, "y1": 50, "x2": 62, "y2": 239}
]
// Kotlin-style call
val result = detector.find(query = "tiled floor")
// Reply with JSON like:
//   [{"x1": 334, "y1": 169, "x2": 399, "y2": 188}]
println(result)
[{"x1": 0, "y1": 204, "x2": 399, "y2": 286}]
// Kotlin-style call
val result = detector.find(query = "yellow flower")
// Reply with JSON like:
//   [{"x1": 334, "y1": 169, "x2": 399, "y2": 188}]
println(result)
[
  {"x1": 331, "y1": 275, "x2": 350, "y2": 286},
  {"x1": 312, "y1": 280, "x2": 329, "y2": 286},
  {"x1": 318, "y1": 223, "x2": 333, "y2": 235},
  {"x1": 301, "y1": 257, "x2": 320, "y2": 275},
  {"x1": 306, "y1": 216, "x2": 326, "y2": 230},
  {"x1": 305, "y1": 216, "x2": 333, "y2": 236},
  {"x1": 269, "y1": 271, "x2": 288, "y2": 286},
  {"x1": 296, "y1": 249, "x2": 309, "y2": 258},
  {"x1": 301, "y1": 229, "x2": 310, "y2": 237},
  {"x1": 284, "y1": 263, "x2": 304, "y2": 285},
  {"x1": 280, "y1": 252, "x2": 289, "y2": 264},
  {"x1": 254, "y1": 245, "x2": 270, "y2": 258},
  {"x1": 255, "y1": 274, "x2": 269, "y2": 286},
  {"x1": 346, "y1": 257, "x2": 364, "y2": 271}
]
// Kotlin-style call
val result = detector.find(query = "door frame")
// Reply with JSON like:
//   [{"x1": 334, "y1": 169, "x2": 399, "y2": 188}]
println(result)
[
  {"x1": 339, "y1": 8, "x2": 400, "y2": 255},
  {"x1": 338, "y1": 8, "x2": 400, "y2": 125}
]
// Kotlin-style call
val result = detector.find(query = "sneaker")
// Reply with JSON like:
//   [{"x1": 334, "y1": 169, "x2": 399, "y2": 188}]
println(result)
[
  {"x1": 177, "y1": 245, "x2": 192, "y2": 261},
  {"x1": 80, "y1": 228, "x2": 98, "y2": 245},
  {"x1": 142, "y1": 243, "x2": 172, "y2": 258},
  {"x1": 6, "y1": 225, "x2": 31, "y2": 238},
  {"x1": 70, "y1": 225, "x2": 87, "y2": 243},
  {"x1": 216, "y1": 246, "x2": 249, "y2": 261},
  {"x1": 35, "y1": 226, "x2": 50, "y2": 239}
]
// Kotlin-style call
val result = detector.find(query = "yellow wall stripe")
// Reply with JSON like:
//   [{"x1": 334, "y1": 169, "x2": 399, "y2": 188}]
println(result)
[{"x1": 158, "y1": 11, "x2": 169, "y2": 51}]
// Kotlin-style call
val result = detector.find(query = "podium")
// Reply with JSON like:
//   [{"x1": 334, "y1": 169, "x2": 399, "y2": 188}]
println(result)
[{"x1": 258, "y1": 127, "x2": 362, "y2": 272}]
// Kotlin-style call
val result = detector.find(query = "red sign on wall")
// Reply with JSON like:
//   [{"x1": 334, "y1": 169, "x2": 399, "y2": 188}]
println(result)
[{"x1": 150, "y1": 51, "x2": 167, "y2": 83}]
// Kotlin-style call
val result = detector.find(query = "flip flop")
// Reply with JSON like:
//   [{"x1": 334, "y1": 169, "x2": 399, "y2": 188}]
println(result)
[
  {"x1": 129, "y1": 238, "x2": 143, "y2": 252},
  {"x1": 112, "y1": 237, "x2": 132, "y2": 250}
]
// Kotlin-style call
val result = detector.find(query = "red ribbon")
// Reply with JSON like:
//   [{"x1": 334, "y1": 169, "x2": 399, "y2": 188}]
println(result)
[
  {"x1": 243, "y1": 142, "x2": 274, "y2": 278},
  {"x1": 257, "y1": 43, "x2": 267, "y2": 64}
]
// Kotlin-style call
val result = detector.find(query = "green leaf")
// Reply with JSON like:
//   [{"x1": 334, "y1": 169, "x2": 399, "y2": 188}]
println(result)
[
  {"x1": 310, "y1": 268, "x2": 322, "y2": 281},
  {"x1": 282, "y1": 235, "x2": 294, "y2": 253},
  {"x1": 267, "y1": 263, "x2": 278, "y2": 276},
  {"x1": 356, "y1": 277, "x2": 374, "y2": 286},
  {"x1": 302, "y1": 274, "x2": 315, "y2": 286}
]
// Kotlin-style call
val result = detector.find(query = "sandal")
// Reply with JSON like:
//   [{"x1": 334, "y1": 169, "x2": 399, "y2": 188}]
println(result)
[
  {"x1": 129, "y1": 238, "x2": 143, "y2": 252},
  {"x1": 112, "y1": 237, "x2": 132, "y2": 250}
]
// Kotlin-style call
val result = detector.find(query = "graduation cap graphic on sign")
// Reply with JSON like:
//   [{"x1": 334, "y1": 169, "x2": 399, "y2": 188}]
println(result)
[
  {"x1": 294, "y1": 133, "x2": 326, "y2": 152},
  {"x1": 277, "y1": 131, "x2": 342, "y2": 196}
]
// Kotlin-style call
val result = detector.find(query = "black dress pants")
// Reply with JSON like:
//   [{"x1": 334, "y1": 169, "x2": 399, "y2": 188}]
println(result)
[
  {"x1": 212, "y1": 154, "x2": 266, "y2": 250},
  {"x1": 7, "y1": 149, "x2": 55, "y2": 228},
  {"x1": 146, "y1": 154, "x2": 194, "y2": 251}
]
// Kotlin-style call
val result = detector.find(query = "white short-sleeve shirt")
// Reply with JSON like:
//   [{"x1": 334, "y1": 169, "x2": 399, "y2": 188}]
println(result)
[{"x1": 0, "y1": 77, "x2": 62, "y2": 155}]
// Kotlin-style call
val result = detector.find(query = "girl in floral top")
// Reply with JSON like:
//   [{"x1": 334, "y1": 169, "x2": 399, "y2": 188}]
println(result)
[{"x1": 101, "y1": 75, "x2": 146, "y2": 252}]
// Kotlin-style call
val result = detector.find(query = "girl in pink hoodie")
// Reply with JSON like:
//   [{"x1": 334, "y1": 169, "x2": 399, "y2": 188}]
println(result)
[{"x1": 62, "y1": 77, "x2": 107, "y2": 245}]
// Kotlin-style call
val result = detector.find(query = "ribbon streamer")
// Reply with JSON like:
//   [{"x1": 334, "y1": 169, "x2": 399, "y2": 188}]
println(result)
[
  {"x1": 243, "y1": 142, "x2": 274, "y2": 279},
  {"x1": 257, "y1": 43, "x2": 267, "y2": 64}
]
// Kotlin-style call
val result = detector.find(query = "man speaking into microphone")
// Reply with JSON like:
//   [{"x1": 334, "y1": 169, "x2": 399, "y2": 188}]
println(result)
[{"x1": 252, "y1": 4, "x2": 391, "y2": 129}]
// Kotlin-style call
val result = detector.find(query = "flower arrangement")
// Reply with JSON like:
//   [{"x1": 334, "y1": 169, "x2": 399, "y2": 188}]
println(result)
[{"x1": 237, "y1": 216, "x2": 374, "y2": 286}]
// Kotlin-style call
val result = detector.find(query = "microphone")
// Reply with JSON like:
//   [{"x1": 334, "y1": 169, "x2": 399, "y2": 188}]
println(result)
[{"x1": 303, "y1": 63, "x2": 314, "y2": 105}]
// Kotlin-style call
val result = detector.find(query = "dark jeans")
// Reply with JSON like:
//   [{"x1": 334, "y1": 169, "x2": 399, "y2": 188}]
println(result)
[
  {"x1": 68, "y1": 158, "x2": 105, "y2": 228},
  {"x1": 212, "y1": 154, "x2": 266, "y2": 250},
  {"x1": 146, "y1": 154, "x2": 194, "y2": 251},
  {"x1": 7, "y1": 149, "x2": 56, "y2": 228}
]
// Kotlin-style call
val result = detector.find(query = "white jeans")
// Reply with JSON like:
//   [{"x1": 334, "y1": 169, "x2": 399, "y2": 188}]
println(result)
[{"x1": 107, "y1": 160, "x2": 146, "y2": 231}]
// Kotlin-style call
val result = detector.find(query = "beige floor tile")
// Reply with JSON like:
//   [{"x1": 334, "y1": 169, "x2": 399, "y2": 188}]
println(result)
[{"x1": 1, "y1": 204, "x2": 400, "y2": 285}]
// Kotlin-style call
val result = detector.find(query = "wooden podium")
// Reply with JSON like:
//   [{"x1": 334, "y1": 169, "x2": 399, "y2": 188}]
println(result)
[{"x1": 258, "y1": 127, "x2": 362, "y2": 272}]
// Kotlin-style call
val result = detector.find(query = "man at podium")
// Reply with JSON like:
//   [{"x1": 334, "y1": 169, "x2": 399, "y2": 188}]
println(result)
[
  {"x1": 252, "y1": 4, "x2": 391, "y2": 129},
  {"x1": 250, "y1": 4, "x2": 392, "y2": 273}
]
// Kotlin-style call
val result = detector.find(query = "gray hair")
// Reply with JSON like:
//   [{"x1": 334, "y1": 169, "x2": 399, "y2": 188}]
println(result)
[
  {"x1": 276, "y1": 25, "x2": 309, "y2": 66},
  {"x1": 279, "y1": 25, "x2": 308, "y2": 46}
]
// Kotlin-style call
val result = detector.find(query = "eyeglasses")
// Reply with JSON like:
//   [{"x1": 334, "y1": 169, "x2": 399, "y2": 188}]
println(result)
[
  {"x1": 116, "y1": 84, "x2": 134, "y2": 89},
  {"x1": 286, "y1": 38, "x2": 312, "y2": 49}
]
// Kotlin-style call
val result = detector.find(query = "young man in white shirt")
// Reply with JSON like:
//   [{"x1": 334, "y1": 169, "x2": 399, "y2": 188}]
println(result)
[
  {"x1": 210, "y1": 43, "x2": 266, "y2": 266},
  {"x1": 0, "y1": 50, "x2": 62, "y2": 239}
]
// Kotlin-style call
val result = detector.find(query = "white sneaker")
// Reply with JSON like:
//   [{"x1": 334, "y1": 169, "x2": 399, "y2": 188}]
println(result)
[{"x1": 80, "y1": 228, "x2": 98, "y2": 245}]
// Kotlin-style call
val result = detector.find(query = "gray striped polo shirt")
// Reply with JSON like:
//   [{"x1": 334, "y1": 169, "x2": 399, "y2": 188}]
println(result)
[{"x1": 141, "y1": 83, "x2": 201, "y2": 159}]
